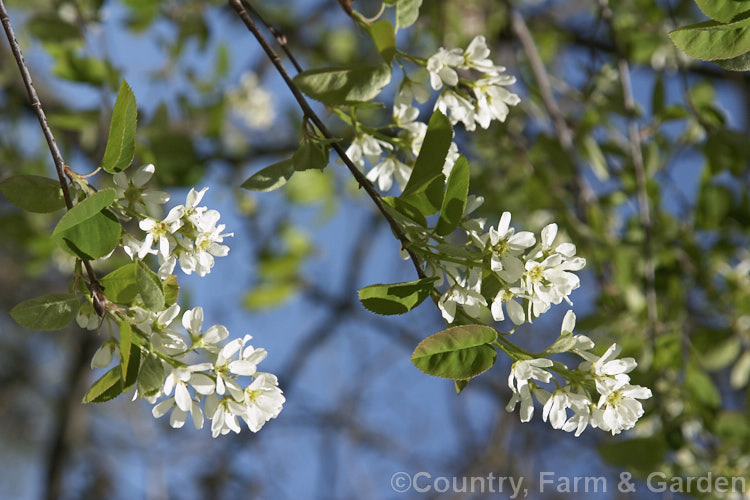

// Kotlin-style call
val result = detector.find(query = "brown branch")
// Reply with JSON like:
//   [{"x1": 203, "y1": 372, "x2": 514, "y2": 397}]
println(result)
[
  {"x1": 228, "y1": 0, "x2": 426, "y2": 280},
  {"x1": 0, "y1": 0, "x2": 101, "y2": 292},
  {"x1": 508, "y1": 8, "x2": 596, "y2": 214},
  {"x1": 599, "y1": 0, "x2": 658, "y2": 346},
  {"x1": 240, "y1": 0, "x2": 303, "y2": 73}
]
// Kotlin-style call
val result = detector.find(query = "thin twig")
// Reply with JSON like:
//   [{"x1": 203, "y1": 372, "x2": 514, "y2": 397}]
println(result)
[
  {"x1": 0, "y1": 0, "x2": 101, "y2": 291},
  {"x1": 508, "y1": 8, "x2": 596, "y2": 213},
  {"x1": 228, "y1": 0, "x2": 426, "y2": 280},
  {"x1": 240, "y1": 0, "x2": 303, "y2": 73},
  {"x1": 599, "y1": 0, "x2": 659, "y2": 345}
]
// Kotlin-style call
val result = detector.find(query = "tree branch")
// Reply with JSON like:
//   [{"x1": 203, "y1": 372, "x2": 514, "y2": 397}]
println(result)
[
  {"x1": 0, "y1": 0, "x2": 101, "y2": 294},
  {"x1": 228, "y1": 0, "x2": 426, "y2": 280},
  {"x1": 599, "y1": 0, "x2": 659, "y2": 346}
]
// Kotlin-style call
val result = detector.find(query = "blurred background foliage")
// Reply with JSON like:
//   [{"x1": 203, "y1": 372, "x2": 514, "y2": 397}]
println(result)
[{"x1": 0, "y1": 0, "x2": 749, "y2": 498}]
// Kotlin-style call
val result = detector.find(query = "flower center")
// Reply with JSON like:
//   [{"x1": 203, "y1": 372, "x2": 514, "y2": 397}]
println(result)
[
  {"x1": 527, "y1": 265, "x2": 543, "y2": 282},
  {"x1": 493, "y1": 239, "x2": 510, "y2": 255}
]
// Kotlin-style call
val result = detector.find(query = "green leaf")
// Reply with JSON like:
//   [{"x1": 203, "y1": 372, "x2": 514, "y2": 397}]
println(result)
[
  {"x1": 411, "y1": 325, "x2": 498, "y2": 379},
  {"x1": 358, "y1": 278, "x2": 436, "y2": 315},
  {"x1": 454, "y1": 379, "x2": 469, "y2": 394},
  {"x1": 582, "y1": 136, "x2": 609, "y2": 181},
  {"x1": 436, "y1": 155, "x2": 469, "y2": 236},
  {"x1": 714, "y1": 51, "x2": 750, "y2": 70},
  {"x1": 82, "y1": 366, "x2": 123, "y2": 403},
  {"x1": 401, "y1": 111, "x2": 451, "y2": 215},
  {"x1": 137, "y1": 354, "x2": 164, "y2": 398},
  {"x1": 669, "y1": 16, "x2": 750, "y2": 61},
  {"x1": 136, "y1": 261, "x2": 164, "y2": 311},
  {"x1": 163, "y1": 274, "x2": 179, "y2": 306},
  {"x1": 686, "y1": 365, "x2": 722, "y2": 408},
  {"x1": 52, "y1": 189, "x2": 116, "y2": 236},
  {"x1": 56, "y1": 209, "x2": 121, "y2": 260},
  {"x1": 396, "y1": 0, "x2": 422, "y2": 30},
  {"x1": 382, "y1": 196, "x2": 427, "y2": 227},
  {"x1": 10, "y1": 293, "x2": 79, "y2": 331},
  {"x1": 694, "y1": 0, "x2": 750, "y2": 23},
  {"x1": 119, "y1": 322, "x2": 140, "y2": 386},
  {"x1": 241, "y1": 159, "x2": 295, "y2": 192},
  {"x1": 0, "y1": 175, "x2": 66, "y2": 213},
  {"x1": 652, "y1": 73, "x2": 665, "y2": 116},
  {"x1": 100, "y1": 263, "x2": 139, "y2": 304},
  {"x1": 292, "y1": 140, "x2": 329, "y2": 171},
  {"x1": 293, "y1": 63, "x2": 392, "y2": 105},
  {"x1": 368, "y1": 19, "x2": 397, "y2": 61},
  {"x1": 101, "y1": 80, "x2": 138, "y2": 173}
]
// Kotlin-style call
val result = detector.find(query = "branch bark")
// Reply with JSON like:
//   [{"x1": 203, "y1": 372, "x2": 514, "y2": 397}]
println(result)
[{"x1": 228, "y1": 0, "x2": 426, "y2": 281}]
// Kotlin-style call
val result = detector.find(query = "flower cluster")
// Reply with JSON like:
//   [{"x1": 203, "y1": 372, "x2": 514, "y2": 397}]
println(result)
[
  {"x1": 506, "y1": 311, "x2": 652, "y2": 436},
  {"x1": 141, "y1": 307, "x2": 285, "y2": 437},
  {"x1": 78, "y1": 163, "x2": 283, "y2": 437},
  {"x1": 225, "y1": 72, "x2": 276, "y2": 131},
  {"x1": 427, "y1": 35, "x2": 520, "y2": 131},
  {"x1": 434, "y1": 209, "x2": 585, "y2": 326},
  {"x1": 344, "y1": 36, "x2": 516, "y2": 194},
  {"x1": 124, "y1": 185, "x2": 233, "y2": 278}
]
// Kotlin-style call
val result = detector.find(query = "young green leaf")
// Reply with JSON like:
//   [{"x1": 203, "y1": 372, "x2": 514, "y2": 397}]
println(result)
[
  {"x1": 101, "y1": 80, "x2": 138, "y2": 173},
  {"x1": 241, "y1": 159, "x2": 295, "y2": 192},
  {"x1": 411, "y1": 325, "x2": 498, "y2": 379},
  {"x1": 293, "y1": 63, "x2": 392, "y2": 105},
  {"x1": 292, "y1": 140, "x2": 329, "y2": 171},
  {"x1": 694, "y1": 0, "x2": 750, "y2": 23},
  {"x1": 56, "y1": 209, "x2": 121, "y2": 260},
  {"x1": 368, "y1": 19, "x2": 397, "y2": 61},
  {"x1": 136, "y1": 261, "x2": 164, "y2": 311},
  {"x1": 52, "y1": 188, "x2": 116, "y2": 236},
  {"x1": 119, "y1": 322, "x2": 140, "y2": 386},
  {"x1": 400, "y1": 111, "x2": 451, "y2": 215},
  {"x1": 82, "y1": 365, "x2": 124, "y2": 403},
  {"x1": 382, "y1": 196, "x2": 427, "y2": 228},
  {"x1": 137, "y1": 354, "x2": 165, "y2": 398},
  {"x1": 396, "y1": 0, "x2": 423, "y2": 30},
  {"x1": 163, "y1": 274, "x2": 180, "y2": 306},
  {"x1": 714, "y1": 51, "x2": 750, "y2": 70},
  {"x1": 669, "y1": 16, "x2": 750, "y2": 61},
  {"x1": 0, "y1": 175, "x2": 66, "y2": 213},
  {"x1": 10, "y1": 293, "x2": 79, "y2": 331},
  {"x1": 435, "y1": 155, "x2": 469, "y2": 236},
  {"x1": 542, "y1": 332, "x2": 579, "y2": 355},
  {"x1": 100, "y1": 263, "x2": 139, "y2": 304},
  {"x1": 454, "y1": 379, "x2": 469, "y2": 394},
  {"x1": 358, "y1": 278, "x2": 436, "y2": 315}
]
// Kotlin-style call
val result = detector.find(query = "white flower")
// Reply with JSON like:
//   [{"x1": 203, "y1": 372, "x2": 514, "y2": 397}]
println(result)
[
  {"x1": 239, "y1": 372, "x2": 285, "y2": 432},
  {"x1": 90, "y1": 341, "x2": 115, "y2": 368},
  {"x1": 473, "y1": 74, "x2": 520, "y2": 127},
  {"x1": 395, "y1": 75, "x2": 431, "y2": 106},
  {"x1": 506, "y1": 358, "x2": 553, "y2": 422},
  {"x1": 487, "y1": 212, "x2": 536, "y2": 283},
  {"x1": 438, "y1": 268, "x2": 487, "y2": 323},
  {"x1": 441, "y1": 141, "x2": 460, "y2": 178},
  {"x1": 594, "y1": 382, "x2": 652, "y2": 435},
  {"x1": 366, "y1": 155, "x2": 411, "y2": 192},
  {"x1": 211, "y1": 334, "x2": 268, "y2": 397},
  {"x1": 205, "y1": 394, "x2": 245, "y2": 437},
  {"x1": 152, "y1": 396, "x2": 204, "y2": 430},
  {"x1": 521, "y1": 252, "x2": 583, "y2": 319},
  {"x1": 580, "y1": 343, "x2": 637, "y2": 393},
  {"x1": 435, "y1": 90, "x2": 477, "y2": 131},
  {"x1": 113, "y1": 163, "x2": 169, "y2": 212},
  {"x1": 490, "y1": 287, "x2": 526, "y2": 325},
  {"x1": 542, "y1": 387, "x2": 592, "y2": 430},
  {"x1": 138, "y1": 206, "x2": 183, "y2": 259},
  {"x1": 394, "y1": 103, "x2": 427, "y2": 157},
  {"x1": 182, "y1": 306, "x2": 228, "y2": 352},
  {"x1": 180, "y1": 209, "x2": 233, "y2": 276},
  {"x1": 426, "y1": 47, "x2": 464, "y2": 90},
  {"x1": 345, "y1": 134, "x2": 391, "y2": 170},
  {"x1": 560, "y1": 310, "x2": 595, "y2": 352},
  {"x1": 76, "y1": 303, "x2": 100, "y2": 330},
  {"x1": 463, "y1": 35, "x2": 498, "y2": 74}
]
